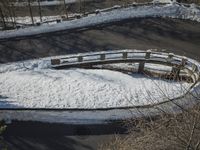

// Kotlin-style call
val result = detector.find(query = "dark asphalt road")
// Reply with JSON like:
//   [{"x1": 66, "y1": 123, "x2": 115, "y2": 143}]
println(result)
[
  {"x1": 1, "y1": 121, "x2": 127, "y2": 150},
  {"x1": 0, "y1": 17, "x2": 200, "y2": 63},
  {"x1": 0, "y1": 17, "x2": 200, "y2": 150}
]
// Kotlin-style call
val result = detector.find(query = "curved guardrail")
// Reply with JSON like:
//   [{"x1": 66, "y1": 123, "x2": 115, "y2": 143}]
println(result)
[
  {"x1": 0, "y1": 50, "x2": 200, "y2": 124},
  {"x1": 51, "y1": 50, "x2": 200, "y2": 84}
]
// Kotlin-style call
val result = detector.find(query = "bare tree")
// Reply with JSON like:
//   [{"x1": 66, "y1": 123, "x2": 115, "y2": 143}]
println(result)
[
  {"x1": 27, "y1": 0, "x2": 34, "y2": 25},
  {"x1": 63, "y1": 0, "x2": 68, "y2": 19},
  {"x1": 0, "y1": 0, "x2": 13, "y2": 29},
  {"x1": 79, "y1": 0, "x2": 82, "y2": 13},
  {"x1": 83, "y1": 0, "x2": 86, "y2": 15},
  {"x1": 38, "y1": 0, "x2": 42, "y2": 22},
  {"x1": 11, "y1": 3, "x2": 17, "y2": 27},
  {"x1": 0, "y1": 5, "x2": 6, "y2": 29},
  {"x1": 7, "y1": 0, "x2": 16, "y2": 28}
]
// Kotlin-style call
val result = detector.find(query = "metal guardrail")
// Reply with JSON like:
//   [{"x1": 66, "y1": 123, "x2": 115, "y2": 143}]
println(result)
[{"x1": 51, "y1": 50, "x2": 200, "y2": 84}]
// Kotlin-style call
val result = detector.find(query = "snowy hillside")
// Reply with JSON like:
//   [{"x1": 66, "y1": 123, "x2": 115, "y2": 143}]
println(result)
[
  {"x1": 0, "y1": 58, "x2": 191, "y2": 109},
  {"x1": 12, "y1": 0, "x2": 173, "y2": 7},
  {"x1": 0, "y1": 2, "x2": 200, "y2": 40},
  {"x1": 152, "y1": 0, "x2": 175, "y2": 3},
  {"x1": 12, "y1": 0, "x2": 92, "y2": 6}
]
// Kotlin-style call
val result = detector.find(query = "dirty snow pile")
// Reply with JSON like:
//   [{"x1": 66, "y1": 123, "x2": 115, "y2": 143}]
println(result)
[
  {"x1": 0, "y1": 58, "x2": 191, "y2": 109},
  {"x1": 0, "y1": 2, "x2": 200, "y2": 40}
]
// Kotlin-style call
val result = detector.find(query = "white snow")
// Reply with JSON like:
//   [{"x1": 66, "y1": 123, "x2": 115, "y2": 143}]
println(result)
[
  {"x1": 6, "y1": 14, "x2": 81, "y2": 25},
  {"x1": 12, "y1": 0, "x2": 92, "y2": 7},
  {"x1": 6, "y1": 16, "x2": 62, "y2": 25},
  {"x1": 0, "y1": 2, "x2": 200, "y2": 40},
  {"x1": 0, "y1": 58, "x2": 191, "y2": 109},
  {"x1": 152, "y1": 0, "x2": 175, "y2": 3},
  {"x1": 99, "y1": 63, "x2": 172, "y2": 72},
  {"x1": 12, "y1": 0, "x2": 174, "y2": 7}
]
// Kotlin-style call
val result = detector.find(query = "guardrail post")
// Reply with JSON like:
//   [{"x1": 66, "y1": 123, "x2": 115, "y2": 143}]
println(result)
[
  {"x1": 100, "y1": 54, "x2": 105, "y2": 60},
  {"x1": 123, "y1": 52, "x2": 128, "y2": 59},
  {"x1": 167, "y1": 53, "x2": 174, "y2": 62},
  {"x1": 56, "y1": 19, "x2": 61, "y2": 23},
  {"x1": 78, "y1": 56, "x2": 83, "y2": 62},
  {"x1": 192, "y1": 64, "x2": 197, "y2": 72},
  {"x1": 181, "y1": 57, "x2": 187, "y2": 67},
  {"x1": 138, "y1": 50, "x2": 151, "y2": 73},
  {"x1": 171, "y1": 66, "x2": 181, "y2": 80},
  {"x1": 171, "y1": 57, "x2": 187, "y2": 80},
  {"x1": 167, "y1": 53, "x2": 177, "y2": 79},
  {"x1": 51, "y1": 59, "x2": 61, "y2": 65}
]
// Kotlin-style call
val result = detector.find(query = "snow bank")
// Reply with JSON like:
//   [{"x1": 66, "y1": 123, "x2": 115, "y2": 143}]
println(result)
[
  {"x1": 12, "y1": 0, "x2": 91, "y2": 7},
  {"x1": 152, "y1": 0, "x2": 175, "y2": 3},
  {"x1": 0, "y1": 58, "x2": 191, "y2": 109},
  {"x1": 0, "y1": 2, "x2": 200, "y2": 40},
  {"x1": 6, "y1": 14, "x2": 82, "y2": 25},
  {"x1": 6, "y1": 16, "x2": 62, "y2": 25}
]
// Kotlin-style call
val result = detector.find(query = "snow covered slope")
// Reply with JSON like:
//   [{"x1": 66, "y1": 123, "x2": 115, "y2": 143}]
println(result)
[
  {"x1": 0, "y1": 2, "x2": 199, "y2": 40},
  {"x1": 152, "y1": 0, "x2": 175, "y2": 3},
  {"x1": 12, "y1": 0, "x2": 92, "y2": 7},
  {"x1": 0, "y1": 58, "x2": 190, "y2": 109}
]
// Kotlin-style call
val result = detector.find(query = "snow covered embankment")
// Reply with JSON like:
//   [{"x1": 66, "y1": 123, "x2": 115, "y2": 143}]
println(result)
[
  {"x1": 0, "y1": 58, "x2": 191, "y2": 109},
  {"x1": 0, "y1": 2, "x2": 200, "y2": 40}
]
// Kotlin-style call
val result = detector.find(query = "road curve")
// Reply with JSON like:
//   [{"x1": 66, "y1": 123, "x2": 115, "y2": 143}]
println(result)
[{"x1": 0, "y1": 10, "x2": 200, "y2": 150}]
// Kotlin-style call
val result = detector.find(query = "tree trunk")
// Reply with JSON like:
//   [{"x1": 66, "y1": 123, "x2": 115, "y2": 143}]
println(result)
[
  {"x1": 7, "y1": 0, "x2": 15, "y2": 28},
  {"x1": 28, "y1": 0, "x2": 34, "y2": 25},
  {"x1": 83, "y1": 0, "x2": 85, "y2": 15},
  {"x1": 79, "y1": 0, "x2": 82, "y2": 13},
  {"x1": 63, "y1": 0, "x2": 68, "y2": 19},
  {"x1": 0, "y1": 6, "x2": 6, "y2": 29},
  {"x1": 38, "y1": 0, "x2": 42, "y2": 22},
  {"x1": 11, "y1": 3, "x2": 16, "y2": 27}
]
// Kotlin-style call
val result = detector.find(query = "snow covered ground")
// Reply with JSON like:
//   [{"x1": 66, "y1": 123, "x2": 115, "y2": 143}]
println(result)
[
  {"x1": 6, "y1": 14, "x2": 81, "y2": 25},
  {"x1": 0, "y1": 58, "x2": 191, "y2": 109},
  {"x1": 152, "y1": 0, "x2": 175, "y2": 3},
  {"x1": 12, "y1": 0, "x2": 92, "y2": 7},
  {"x1": 11, "y1": 0, "x2": 175, "y2": 7},
  {"x1": 6, "y1": 16, "x2": 62, "y2": 25},
  {"x1": 0, "y1": 2, "x2": 200, "y2": 40}
]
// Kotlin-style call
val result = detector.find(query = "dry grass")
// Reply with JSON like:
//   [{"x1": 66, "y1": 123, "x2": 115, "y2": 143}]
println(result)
[
  {"x1": 99, "y1": 104, "x2": 200, "y2": 150},
  {"x1": 0, "y1": 122, "x2": 7, "y2": 150},
  {"x1": 99, "y1": 64, "x2": 200, "y2": 150}
]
